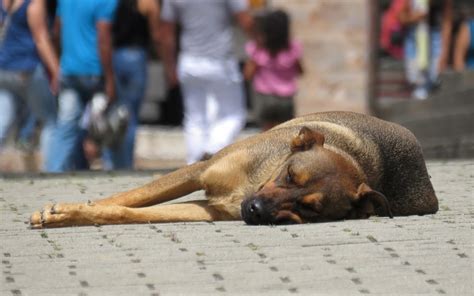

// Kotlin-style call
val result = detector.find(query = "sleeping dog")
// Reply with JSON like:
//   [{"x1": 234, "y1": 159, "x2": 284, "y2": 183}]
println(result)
[{"x1": 30, "y1": 111, "x2": 438, "y2": 228}]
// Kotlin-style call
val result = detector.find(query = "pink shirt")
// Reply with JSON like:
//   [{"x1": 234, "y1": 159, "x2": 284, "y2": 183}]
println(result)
[{"x1": 246, "y1": 40, "x2": 303, "y2": 97}]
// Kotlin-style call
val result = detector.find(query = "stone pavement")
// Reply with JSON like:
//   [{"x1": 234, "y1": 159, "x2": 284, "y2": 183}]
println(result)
[{"x1": 0, "y1": 160, "x2": 472, "y2": 295}]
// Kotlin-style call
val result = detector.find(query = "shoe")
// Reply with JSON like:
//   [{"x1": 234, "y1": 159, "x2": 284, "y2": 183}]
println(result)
[
  {"x1": 412, "y1": 87, "x2": 428, "y2": 100},
  {"x1": 16, "y1": 139, "x2": 35, "y2": 153}
]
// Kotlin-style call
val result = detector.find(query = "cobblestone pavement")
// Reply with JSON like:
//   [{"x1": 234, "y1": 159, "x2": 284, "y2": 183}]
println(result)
[{"x1": 1, "y1": 160, "x2": 472, "y2": 295}]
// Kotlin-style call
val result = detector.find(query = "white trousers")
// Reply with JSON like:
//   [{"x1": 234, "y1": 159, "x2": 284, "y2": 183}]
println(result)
[{"x1": 178, "y1": 54, "x2": 246, "y2": 164}]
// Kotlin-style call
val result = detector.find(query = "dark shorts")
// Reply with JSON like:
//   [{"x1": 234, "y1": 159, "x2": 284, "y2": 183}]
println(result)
[{"x1": 253, "y1": 91, "x2": 295, "y2": 125}]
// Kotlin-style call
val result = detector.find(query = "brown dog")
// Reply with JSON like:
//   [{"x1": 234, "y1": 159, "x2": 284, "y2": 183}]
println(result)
[{"x1": 30, "y1": 111, "x2": 438, "y2": 228}]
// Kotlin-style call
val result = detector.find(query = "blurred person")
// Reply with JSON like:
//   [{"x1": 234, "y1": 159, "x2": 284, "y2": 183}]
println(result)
[
  {"x1": 453, "y1": 17, "x2": 474, "y2": 71},
  {"x1": 160, "y1": 0, "x2": 253, "y2": 164},
  {"x1": 50, "y1": 0, "x2": 117, "y2": 172},
  {"x1": 101, "y1": 0, "x2": 161, "y2": 170},
  {"x1": 244, "y1": 9, "x2": 303, "y2": 131},
  {"x1": 380, "y1": 0, "x2": 406, "y2": 60},
  {"x1": 0, "y1": 0, "x2": 59, "y2": 168},
  {"x1": 398, "y1": 0, "x2": 452, "y2": 100},
  {"x1": 16, "y1": 110, "x2": 37, "y2": 151}
]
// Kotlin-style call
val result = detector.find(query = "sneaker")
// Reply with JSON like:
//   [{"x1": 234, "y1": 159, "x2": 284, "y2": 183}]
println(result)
[{"x1": 412, "y1": 87, "x2": 428, "y2": 100}]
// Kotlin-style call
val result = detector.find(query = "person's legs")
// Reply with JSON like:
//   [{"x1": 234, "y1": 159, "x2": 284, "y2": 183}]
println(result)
[
  {"x1": 177, "y1": 56, "x2": 211, "y2": 164},
  {"x1": 16, "y1": 110, "x2": 36, "y2": 150},
  {"x1": 27, "y1": 66, "x2": 57, "y2": 170},
  {"x1": 73, "y1": 128, "x2": 90, "y2": 170},
  {"x1": 206, "y1": 78, "x2": 246, "y2": 155},
  {"x1": 0, "y1": 90, "x2": 15, "y2": 146},
  {"x1": 403, "y1": 27, "x2": 427, "y2": 99},
  {"x1": 103, "y1": 48, "x2": 147, "y2": 170},
  {"x1": 48, "y1": 76, "x2": 102, "y2": 172},
  {"x1": 181, "y1": 79, "x2": 209, "y2": 164},
  {"x1": 40, "y1": 119, "x2": 55, "y2": 170},
  {"x1": 428, "y1": 29, "x2": 442, "y2": 88},
  {"x1": 258, "y1": 94, "x2": 294, "y2": 131},
  {"x1": 0, "y1": 70, "x2": 28, "y2": 147},
  {"x1": 47, "y1": 86, "x2": 84, "y2": 172},
  {"x1": 403, "y1": 28, "x2": 418, "y2": 85}
]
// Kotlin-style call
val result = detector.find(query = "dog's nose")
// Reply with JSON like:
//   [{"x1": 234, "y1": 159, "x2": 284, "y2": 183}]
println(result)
[
  {"x1": 241, "y1": 198, "x2": 271, "y2": 225},
  {"x1": 248, "y1": 198, "x2": 263, "y2": 215}
]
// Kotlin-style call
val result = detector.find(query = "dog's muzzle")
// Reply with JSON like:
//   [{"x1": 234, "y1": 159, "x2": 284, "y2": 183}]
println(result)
[{"x1": 241, "y1": 197, "x2": 274, "y2": 225}]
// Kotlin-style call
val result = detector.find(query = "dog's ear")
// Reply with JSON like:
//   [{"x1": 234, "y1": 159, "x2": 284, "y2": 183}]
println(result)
[
  {"x1": 351, "y1": 183, "x2": 393, "y2": 219},
  {"x1": 291, "y1": 127, "x2": 325, "y2": 152}
]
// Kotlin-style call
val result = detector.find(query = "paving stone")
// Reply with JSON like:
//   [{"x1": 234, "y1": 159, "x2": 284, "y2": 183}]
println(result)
[{"x1": 0, "y1": 160, "x2": 472, "y2": 295}]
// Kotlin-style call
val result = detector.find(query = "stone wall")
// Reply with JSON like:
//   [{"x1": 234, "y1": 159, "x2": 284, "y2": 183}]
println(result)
[{"x1": 272, "y1": 0, "x2": 371, "y2": 116}]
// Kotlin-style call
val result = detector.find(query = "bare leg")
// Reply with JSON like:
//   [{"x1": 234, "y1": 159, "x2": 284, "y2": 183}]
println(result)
[{"x1": 30, "y1": 200, "x2": 236, "y2": 228}]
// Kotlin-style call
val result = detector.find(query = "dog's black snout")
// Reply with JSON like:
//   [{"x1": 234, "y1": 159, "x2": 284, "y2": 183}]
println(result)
[
  {"x1": 249, "y1": 198, "x2": 263, "y2": 214},
  {"x1": 241, "y1": 198, "x2": 272, "y2": 225}
]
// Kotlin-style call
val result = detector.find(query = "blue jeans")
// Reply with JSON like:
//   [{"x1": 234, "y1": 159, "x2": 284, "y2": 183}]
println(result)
[
  {"x1": 28, "y1": 67, "x2": 58, "y2": 169},
  {"x1": 17, "y1": 111, "x2": 37, "y2": 146},
  {"x1": 403, "y1": 27, "x2": 442, "y2": 90},
  {"x1": 47, "y1": 75, "x2": 103, "y2": 172},
  {"x1": 0, "y1": 70, "x2": 30, "y2": 146},
  {"x1": 102, "y1": 47, "x2": 147, "y2": 170},
  {"x1": 0, "y1": 66, "x2": 56, "y2": 168},
  {"x1": 0, "y1": 90, "x2": 17, "y2": 146}
]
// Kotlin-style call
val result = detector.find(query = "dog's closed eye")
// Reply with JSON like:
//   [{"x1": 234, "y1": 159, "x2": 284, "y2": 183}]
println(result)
[
  {"x1": 286, "y1": 168, "x2": 295, "y2": 185},
  {"x1": 285, "y1": 166, "x2": 302, "y2": 186}
]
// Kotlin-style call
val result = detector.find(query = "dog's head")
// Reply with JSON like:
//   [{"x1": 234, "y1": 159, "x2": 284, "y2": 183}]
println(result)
[{"x1": 241, "y1": 127, "x2": 392, "y2": 225}]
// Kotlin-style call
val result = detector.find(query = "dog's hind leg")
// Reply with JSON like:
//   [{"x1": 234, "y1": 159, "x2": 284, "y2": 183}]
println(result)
[
  {"x1": 30, "y1": 200, "x2": 237, "y2": 228},
  {"x1": 95, "y1": 161, "x2": 208, "y2": 207}
]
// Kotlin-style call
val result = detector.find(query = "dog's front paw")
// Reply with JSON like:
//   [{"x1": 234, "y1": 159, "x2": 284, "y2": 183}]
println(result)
[
  {"x1": 30, "y1": 203, "x2": 88, "y2": 229},
  {"x1": 30, "y1": 210, "x2": 44, "y2": 229},
  {"x1": 30, "y1": 204, "x2": 61, "y2": 229}
]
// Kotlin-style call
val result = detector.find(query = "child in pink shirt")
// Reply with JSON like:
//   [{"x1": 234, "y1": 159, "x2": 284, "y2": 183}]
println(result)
[{"x1": 244, "y1": 9, "x2": 304, "y2": 130}]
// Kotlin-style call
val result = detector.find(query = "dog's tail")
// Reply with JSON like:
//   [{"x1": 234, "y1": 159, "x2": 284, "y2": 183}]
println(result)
[{"x1": 97, "y1": 161, "x2": 207, "y2": 207}]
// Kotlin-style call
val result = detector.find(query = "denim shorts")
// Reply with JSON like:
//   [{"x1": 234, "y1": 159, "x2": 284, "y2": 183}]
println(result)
[{"x1": 0, "y1": 69, "x2": 32, "y2": 99}]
